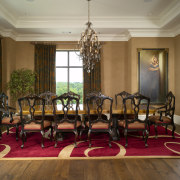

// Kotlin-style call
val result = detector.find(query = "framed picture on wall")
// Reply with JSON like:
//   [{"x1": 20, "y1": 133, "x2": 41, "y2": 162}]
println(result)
[{"x1": 138, "y1": 48, "x2": 168, "y2": 104}]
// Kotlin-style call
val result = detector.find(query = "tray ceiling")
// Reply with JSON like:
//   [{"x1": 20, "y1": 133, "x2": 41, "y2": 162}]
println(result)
[{"x1": 0, "y1": 0, "x2": 179, "y2": 41}]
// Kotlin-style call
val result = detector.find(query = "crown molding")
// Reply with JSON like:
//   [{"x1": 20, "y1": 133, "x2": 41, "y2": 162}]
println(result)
[
  {"x1": 128, "y1": 29, "x2": 174, "y2": 38},
  {"x1": 158, "y1": 0, "x2": 180, "y2": 27},
  {"x1": 172, "y1": 24, "x2": 180, "y2": 37},
  {"x1": 0, "y1": 4, "x2": 17, "y2": 26},
  {"x1": 1, "y1": 28, "x2": 178, "y2": 42},
  {"x1": 0, "y1": 27, "x2": 17, "y2": 40}
]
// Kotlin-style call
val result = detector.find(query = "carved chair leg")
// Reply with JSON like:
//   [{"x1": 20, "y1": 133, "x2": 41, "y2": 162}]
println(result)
[
  {"x1": 74, "y1": 131, "x2": 78, "y2": 148},
  {"x1": 109, "y1": 130, "x2": 112, "y2": 148},
  {"x1": 172, "y1": 124, "x2": 176, "y2": 139},
  {"x1": 7, "y1": 127, "x2": 9, "y2": 135},
  {"x1": 88, "y1": 130, "x2": 91, "y2": 148},
  {"x1": 165, "y1": 125, "x2": 168, "y2": 134},
  {"x1": 41, "y1": 130, "x2": 45, "y2": 148},
  {"x1": 142, "y1": 131, "x2": 145, "y2": 139},
  {"x1": 50, "y1": 127, "x2": 53, "y2": 141},
  {"x1": 20, "y1": 131, "x2": 25, "y2": 149},
  {"x1": 24, "y1": 132, "x2": 27, "y2": 142},
  {"x1": 117, "y1": 128, "x2": 120, "y2": 138},
  {"x1": 0, "y1": 128, "x2": 2, "y2": 140},
  {"x1": 16, "y1": 125, "x2": 19, "y2": 141},
  {"x1": 154, "y1": 124, "x2": 158, "y2": 139},
  {"x1": 79, "y1": 129, "x2": 83, "y2": 140},
  {"x1": 54, "y1": 131, "x2": 58, "y2": 148},
  {"x1": 124, "y1": 129, "x2": 128, "y2": 148},
  {"x1": 145, "y1": 130, "x2": 149, "y2": 147}
]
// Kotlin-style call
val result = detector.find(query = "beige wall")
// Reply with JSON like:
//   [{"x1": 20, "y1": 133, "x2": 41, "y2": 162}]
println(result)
[
  {"x1": 175, "y1": 35, "x2": 180, "y2": 115},
  {"x1": 1, "y1": 37, "x2": 179, "y2": 114},
  {"x1": 2, "y1": 38, "x2": 16, "y2": 93},
  {"x1": 101, "y1": 41, "x2": 128, "y2": 100},
  {"x1": 15, "y1": 42, "x2": 34, "y2": 70}
]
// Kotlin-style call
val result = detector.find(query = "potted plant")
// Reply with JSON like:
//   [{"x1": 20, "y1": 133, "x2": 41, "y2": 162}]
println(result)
[{"x1": 7, "y1": 68, "x2": 36, "y2": 104}]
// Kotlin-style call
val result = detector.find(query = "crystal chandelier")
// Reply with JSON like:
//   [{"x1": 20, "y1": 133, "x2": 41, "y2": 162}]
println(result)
[{"x1": 78, "y1": 0, "x2": 101, "y2": 73}]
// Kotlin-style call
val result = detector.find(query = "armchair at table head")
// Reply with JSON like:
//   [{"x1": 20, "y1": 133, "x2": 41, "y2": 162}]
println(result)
[
  {"x1": 121, "y1": 93, "x2": 150, "y2": 148},
  {"x1": 0, "y1": 92, "x2": 21, "y2": 141},
  {"x1": 18, "y1": 94, "x2": 53, "y2": 148},
  {"x1": 85, "y1": 93, "x2": 113, "y2": 148},
  {"x1": 52, "y1": 93, "x2": 81, "y2": 148},
  {"x1": 149, "y1": 91, "x2": 175, "y2": 139}
]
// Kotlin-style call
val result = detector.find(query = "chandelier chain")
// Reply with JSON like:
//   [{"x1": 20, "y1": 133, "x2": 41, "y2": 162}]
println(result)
[{"x1": 77, "y1": 0, "x2": 101, "y2": 73}]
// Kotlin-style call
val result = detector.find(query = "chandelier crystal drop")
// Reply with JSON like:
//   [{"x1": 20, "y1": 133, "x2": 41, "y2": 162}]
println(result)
[{"x1": 78, "y1": 0, "x2": 101, "y2": 73}]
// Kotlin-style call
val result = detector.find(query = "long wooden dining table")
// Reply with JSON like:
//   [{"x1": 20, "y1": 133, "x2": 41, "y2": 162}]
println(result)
[{"x1": 21, "y1": 107, "x2": 156, "y2": 140}]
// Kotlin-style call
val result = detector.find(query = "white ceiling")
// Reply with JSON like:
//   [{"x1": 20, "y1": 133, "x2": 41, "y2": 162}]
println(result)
[{"x1": 0, "y1": 0, "x2": 180, "y2": 41}]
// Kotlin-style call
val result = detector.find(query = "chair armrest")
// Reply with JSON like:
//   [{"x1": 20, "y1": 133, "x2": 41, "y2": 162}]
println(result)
[{"x1": 153, "y1": 105, "x2": 167, "y2": 115}]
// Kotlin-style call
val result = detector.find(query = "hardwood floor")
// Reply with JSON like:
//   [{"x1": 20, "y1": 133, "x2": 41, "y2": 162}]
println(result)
[
  {"x1": 0, "y1": 124, "x2": 180, "y2": 180},
  {"x1": 0, "y1": 158, "x2": 180, "y2": 180}
]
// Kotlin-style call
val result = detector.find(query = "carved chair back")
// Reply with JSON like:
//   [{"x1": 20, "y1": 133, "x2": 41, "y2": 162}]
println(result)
[
  {"x1": 123, "y1": 93, "x2": 150, "y2": 127},
  {"x1": 86, "y1": 93, "x2": 113, "y2": 125},
  {"x1": 115, "y1": 91, "x2": 131, "y2": 108},
  {"x1": 39, "y1": 91, "x2": 57, "y2": 105},
  {"x1": 165, "y1": 91, "x2": 175, "y2": 118},
  {"x1": 0, "y1": 92, "x2": 16, "y2": 120},
  {"x1": 18, "y1": 95, "x2": 45, "y2": 127},
  {"x1": 52, "y1": 93, "x2": 80, "y2": 124}
]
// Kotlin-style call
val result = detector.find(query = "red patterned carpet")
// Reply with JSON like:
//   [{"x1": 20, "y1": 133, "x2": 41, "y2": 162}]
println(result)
[{"x1": 0, "y1": 126, "x2": 180, "y2": 159}]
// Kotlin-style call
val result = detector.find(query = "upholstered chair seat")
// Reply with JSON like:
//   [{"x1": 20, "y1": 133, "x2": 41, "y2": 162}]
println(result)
[
  {"x1": 149, "y1": 115, "x2": 172, "y2": 124},
  {"x1": 2, "y1": 116, "x2": 21, "y2": 124},
  {"x1": 120, "y1": 120, "x2": 145, "y2": 129},
  {"x1": 24, "y1": 120, "x2": 51, "y2": 130},
  {"x1": 0, "y1": 92, "x2": 21, "y2": 141},
  {"x1": 57, "y1": 121, "x2": 81, "y2": 130},
  {"x1": 86, "y1": 121, "x2": 112, "y2": 129}
]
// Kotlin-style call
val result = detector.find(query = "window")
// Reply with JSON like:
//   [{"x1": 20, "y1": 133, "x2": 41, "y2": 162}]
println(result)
[{"x1": 56, "y1": 50, "x2": 83, "y2": 109}]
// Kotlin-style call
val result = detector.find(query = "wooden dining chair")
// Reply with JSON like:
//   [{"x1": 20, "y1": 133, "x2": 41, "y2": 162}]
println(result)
[
  {"x1": 86, "y1": 93, "x2": 113, "y2": 148},
  {"x1": 52, "y1": 93, "x2": 81, "y2": 148},
  {"x1": 0, "y1": 92, "x2": 21, "y2": 140},
  {"x1": 80, "y1": 91, "x2": 108, "y2": 139},
  {"x1": 115, "y1": 91, "x2": 134, "y2": 137},
  {"x1": 18, "y1": 95, "x2": 53, "y2": 148},
  {"x1": 121, "y1": 93, "x2": 150, "y2": 147},
  {"x1": 149, "y1": 91, "x2": 175, "y2": 138}
]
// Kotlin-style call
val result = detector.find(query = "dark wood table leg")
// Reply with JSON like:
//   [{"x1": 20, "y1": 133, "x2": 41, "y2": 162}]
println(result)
[{"x1": 111, "y1": 115, "x2": 119, "y2": 141}]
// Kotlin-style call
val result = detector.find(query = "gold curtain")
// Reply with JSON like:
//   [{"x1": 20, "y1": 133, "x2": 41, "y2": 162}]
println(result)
[
  {"x1": 83, "y1": 61, "x2": 101, "y2": 105},
  {"x1": 34, "y1": 44, "x2": 56, "y2": 94},
  {"x1": 0, "y1": 39, "x2": 2, "y2": 92}
]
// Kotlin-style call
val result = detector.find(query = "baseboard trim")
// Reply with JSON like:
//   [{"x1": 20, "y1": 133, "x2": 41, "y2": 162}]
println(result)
[{"x1": 174, "y1": 115, "x2": 180, "y2": 125}]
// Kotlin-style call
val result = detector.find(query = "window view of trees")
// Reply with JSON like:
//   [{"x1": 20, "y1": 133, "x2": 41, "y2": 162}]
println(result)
[
  {"x1": 56, "y1": 51, "x2": 83, "y2": 106},
  {"x1": 56, "y1": 82, "x2": 83, "y2": 104}
]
